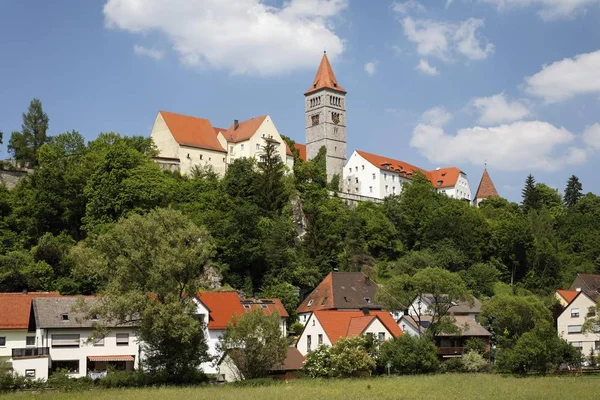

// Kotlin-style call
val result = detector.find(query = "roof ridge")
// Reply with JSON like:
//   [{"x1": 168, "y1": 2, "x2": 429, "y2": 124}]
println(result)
[{"x1": 305, "y1": 53, "x2": 346, "y2": 95}]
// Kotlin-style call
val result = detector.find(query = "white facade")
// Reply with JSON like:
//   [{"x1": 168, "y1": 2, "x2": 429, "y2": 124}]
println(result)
[
  {"x1": 440, "y1": 172, "x2": 471, "y2": 202},
  {"x1": 296, "y1": 313, "x2": 333, "y2": 356},
  {"x1": 12, "y1": 356, "x2": 50, "y2": 381},
  {"x1": 557, "y1": 293, "x2": 600, "y2": 357},
  {"x1": 0, "y1": 329, "x2": 36, "y2": 364},
  {"x1": 397, "y1": 315, "x2": 421, "y2": 337}
]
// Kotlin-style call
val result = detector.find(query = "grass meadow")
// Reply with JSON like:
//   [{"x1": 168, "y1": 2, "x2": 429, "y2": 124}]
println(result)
[{"x1": 2, "y1": 374, "x2": 600, "y2": 400}]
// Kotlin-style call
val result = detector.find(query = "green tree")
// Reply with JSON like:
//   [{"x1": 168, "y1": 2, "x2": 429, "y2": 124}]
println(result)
[
  {"x1": 536, "y1": 183, "x2": 563, "y2": 211},
  {"x1": 218, "y1": 308, "x2": 288, "y2": 380},
  {"x1": 8, "y1": 98, "x2": 49, "y2": 165},
  {"x1": 564, "y1": 175, "x2": 583, "y2": 208},
  {"x1": 303, "y1": 336, "x2": 376, "y2": 378},
  {"x1": 257, "y1": 139, "x2": 289, "y2": 216},
  {"x1": 459, "y1": 262, "x2": 501, "y2": 298},
  {"x1": 521, "y1": 174, "x2": 540, "y2": 213},
  {"x1": 378, "y1": 335, "x2": 439, "y2": 375},
  {"x1": 75, "y1": 209, "x2": 215, "y2": 377},
  {"x1": 259, "y1": 281, "x2": 299, "y2": 322}
]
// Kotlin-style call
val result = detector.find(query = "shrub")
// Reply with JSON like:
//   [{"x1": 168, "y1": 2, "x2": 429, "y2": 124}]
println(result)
[
  {"x1": 464, "y1": 338, "x2": 487, "y2": 355},
  {"x1": 462, "y1": 351, "x2": 489, "y2": 372},
  {"x1": 378, "y1": 335, "x2": 439, "y2": 375},
  {"x1": 303, "y1": 336, "x2": 376, "y2": 378},
  {"x1": 46, "y1": 370, "x2": 93, "y2": 391},
  {"x1": 289, "y1": 321, "x2": 305, "y2": 337},
  {"x1": 231, "y1": 378, "x2": 282, "y2": 387},
  {"x1": 440, "y1": 357, "x2": 464, "y2": 373},
  {"x1": 303, "y1": 346, "x2": 333, "y2": 378}
]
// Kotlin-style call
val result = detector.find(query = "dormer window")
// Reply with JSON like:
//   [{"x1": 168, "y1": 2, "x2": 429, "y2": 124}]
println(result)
[
  {"x1": 260, "y1": 304, "x2": 268, "y2": 309},
  {"x1": 307, "y1": 299, "x2": 314, "y2": 307},
  {"x1": 60, "y1": 313, "x2": 69, "y2": 321},
  {"x1": 365, "y1": 297, "x2": 371, "y2": 304},
  {"x1": 321, "y1": 296, "x2": 328, "y2": 305},
  {"x1": 437, "y1": 180, "x2": 443, "y2": 186},
  {"x1": 243, "y1": 304, "x2": 251, "y2": 309}
]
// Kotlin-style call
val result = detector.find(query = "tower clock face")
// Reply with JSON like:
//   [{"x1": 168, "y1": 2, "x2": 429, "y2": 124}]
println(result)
[{"x1": 311, "y1": 114, "x2": 320, "y2": 126}]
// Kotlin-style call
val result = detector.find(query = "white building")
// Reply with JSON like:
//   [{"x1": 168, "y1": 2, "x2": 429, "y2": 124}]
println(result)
[
  {"x1": 342, "y1": 150, "x2": 471, "y2": 201},
  {"x1": 557, "y1": 291, "x2": 600, "y2": 356},
  {"x1": 11, "y1": 297, "x2": 140, "y2": 380},
  {"x1": 194, "y1": 292, "x2": 288, "y2": 375},
  {"x1": 150, "y1": 111, "x2": 294, "y2": 176}
]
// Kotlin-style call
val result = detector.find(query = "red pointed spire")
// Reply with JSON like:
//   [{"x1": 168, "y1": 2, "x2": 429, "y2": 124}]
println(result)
[
  {"x1": 305, "y1": 52, "x2": 346, "y2": 95},
  {"x1": 475, "y1": 169, "x2": 499, "y2": 200}
]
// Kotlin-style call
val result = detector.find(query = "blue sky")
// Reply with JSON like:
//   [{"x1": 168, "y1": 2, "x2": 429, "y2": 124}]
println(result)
[{"x1": 1, "y1": 0, "x2": 599, "y2": 202}]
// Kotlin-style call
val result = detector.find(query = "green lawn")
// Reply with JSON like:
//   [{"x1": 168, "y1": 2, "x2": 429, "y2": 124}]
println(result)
[{"x1": 3, "y1": 374, "x2": 600, "y2": 400}]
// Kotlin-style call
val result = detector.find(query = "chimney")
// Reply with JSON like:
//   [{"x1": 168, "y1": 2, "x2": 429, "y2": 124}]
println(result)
[
  {"x1": 362, "y1": 307, "x2": 370, "y2": 316},
  {"x1": 234, "y1": 119, "x2": 239, "y2": 130}
]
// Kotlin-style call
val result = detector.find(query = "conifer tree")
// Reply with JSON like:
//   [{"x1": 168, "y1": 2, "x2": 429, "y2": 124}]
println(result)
[
  {"x1": 8, "y1": 98, "x2": 49, "y2": 165},
  {"x1": 564, "y1": 175, "x2": 583, "y2": 208},
  {"x1": 521, "y1": 174, "x2": 539, "y2": 213},
  {"x1": 257, "y1": 138, "x2": 287, "y2": 216}
]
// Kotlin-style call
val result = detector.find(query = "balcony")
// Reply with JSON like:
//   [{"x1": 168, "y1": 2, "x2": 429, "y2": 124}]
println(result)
[
  {"x1": 12, "y1": 347, "x2": 50, "y2": 359},
  {"x1": 438, "y1": 347, "x2": 465, "y2": 356}
]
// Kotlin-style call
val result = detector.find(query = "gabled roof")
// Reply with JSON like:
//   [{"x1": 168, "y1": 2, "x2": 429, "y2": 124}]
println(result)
[
  {"x1": 196, "y1": 292, "x2": 245, "y2": 330},
  {"x1": 297, "y1": 272, "x2": 381, "y2": 314},
  {"x1": 475, "y1": 169, "x2": 499, "y2": 200},
  {"x1": 294, "y1": 143, "x2": 307, "y2": 161},
  {"x1": 420, "y1": 294, "x2": 482, "y2": 314},
  {"x1": 305, "y1": 53, "x2": 346, "y2": 95},
  {"x1": 0, "y1": 292, "x2": 60, "y2": 330},
  {"x1": 159, "y1": 111, "x2": 227, "y2": 153},
  {"x1": 221, "y1": 115, "x2": 268, "y2": 143},
  {"x1": 437, "y1": 315, "x2": 491, "y2": 337},
  {"x1": 355, "y1": 150, "x2": 463, "y2": 189},
  {"x1": 32, "y1": 297, "x2": 133, "y2": 329},
  {"x1": 240, "y1": 298, "x2": 289, "y2": 318},
  {"x1": 313, "y1": 310, "x2": 402, "y2": 345},
  {"x1": 272, "y1": 347, "x2": 305, "y2": 371},
  {"x1": 570, "y1": 274, "x2": 600, "y2": 301},
  {"x1": 556, "y1": 289, "x2": 579, "y2": 305}
]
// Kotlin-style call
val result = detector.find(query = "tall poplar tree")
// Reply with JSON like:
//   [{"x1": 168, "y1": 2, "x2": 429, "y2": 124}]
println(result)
[
  {"x1": 8, "y1": 98, "x2": 49, "y2": 165},
  {"x1": 564, "y1": 175, "x2": 583, "y2": 208}
]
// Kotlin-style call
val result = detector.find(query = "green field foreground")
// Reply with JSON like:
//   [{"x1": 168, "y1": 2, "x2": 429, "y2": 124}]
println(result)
[{"x1": 3, "y1": 374, "x2": 600, "y2": 400}]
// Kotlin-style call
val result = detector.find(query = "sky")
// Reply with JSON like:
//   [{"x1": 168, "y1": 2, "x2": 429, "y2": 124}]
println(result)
[{"x1": 1, "y1": 0, "x2": 599, "y2": 202}]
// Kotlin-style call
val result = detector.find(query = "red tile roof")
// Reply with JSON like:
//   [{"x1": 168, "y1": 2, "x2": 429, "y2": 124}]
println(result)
[
  {"x1": 305, "y1": 53, "x2": 346, "y2": 95},
  {"x1": 294, "y1": 143, "x2": 307, "y2": 161},
  {"x1": 557, "y1": 290, "x2": 579, "y2": 304},
  {"x1": 356, "y1": 150, "x2": 462, "y2": 188},
  {"x1": 314, "y1": 310, "x2": 402, "y2": 345},
  {"x1": 221, "y1": 115, "x2": 268, "y2": 143},
  {"x1": 159, "y1": 111, "x2": 227, "y2": 153},
  {"x1": 0, "y1": 292, "x2": 60, "y2": 330},
  {"x1": 475, "y1": 169, "x2": 499, "y2": 199},
  {"x1": 241, "y1": 299, "x2": 289, "y2": 318}
]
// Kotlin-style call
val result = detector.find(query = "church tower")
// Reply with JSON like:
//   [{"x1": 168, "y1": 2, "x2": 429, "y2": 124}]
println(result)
[
  {"x1": 474, "y1": 168, "x2": 499, "y2": 207},
  {"x1": 305, "y1": 52, "x2": 347, "y2": 182}
]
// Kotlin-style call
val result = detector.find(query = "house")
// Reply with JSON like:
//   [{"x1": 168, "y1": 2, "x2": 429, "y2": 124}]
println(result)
[
  {"x1": 296, "y1": 272, "x2": 382, "y2": 325},
  {"x1": 218, "y1": 346, "x2": 305, "y2": 382},
  {"x1": 150, "y1": 111, "x2": 294, "y2": 176},
  {"x1": 342, "y1": 150, "x2": 471, "y2": 201},
  {"x1": 556, "y1": 290, "x2": 600, "y2": 356},
  {"x1": 0, "y1": 292, "x2": 60, "y2": 368},
  {"x1": 11, "y1": 297, "x2": 140, "y2": 380},
  {"x1": 407, "y1": 294, "x2": 482, "y2": 321},
  {"x1": 474, "y1": 168, "x2": 499, "y2": 207},
  {"x1": 556, "y1": 289, "x2": 579, "y2": 308},
  {"x1": 194, "y1": 292, "x2": 288, "y2": 375},
  {"x1": 296, "y1": 309, "x2": 402, "y2": 356},
  {"x1": 569, "y1": 274, "x2": 600, "y2": 301}
]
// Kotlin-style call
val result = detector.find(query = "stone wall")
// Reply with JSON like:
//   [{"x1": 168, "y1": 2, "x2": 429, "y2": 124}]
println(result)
[{"x1": 0, "y1": 170, "x2": 28, "y2": 189}]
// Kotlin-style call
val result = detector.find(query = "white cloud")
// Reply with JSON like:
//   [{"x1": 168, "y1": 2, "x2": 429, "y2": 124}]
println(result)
[
  {"x1": 364, "y1": 61, "x2": 377, "y2": 76},
  {"x1": 392, "y1": 1, "x2": 426, "y2": 14},
  {"x1": 446, "y1": 0, "x2": 454, "y2": 8},
  {"x1": 525, "y1": 50, "x2": 600, "y2": 103},
  {"x1": 402, "y1": 17, "x2": 494, "y2": 62},
  {"x1": 415, "y1": 59, "x2": 440, "y2": 76},
  {"x1": 410, "y1": 117, "x2": 588, "y2": 171},
  {"x1": 103, "y1": 0, "x2": 347, "y2": 76},
  {"x1": 133, "y1": 45, "x2": 164, "y2": 60},
  {"x1": 478, "y1": 0, "x2": 600, "y2": 20},
  {"x1": 471, "y1": 93, "x2": 530, "y2": 125},
  {"x1": 583, "y1": 123, "x2": 600, "y2": 150},
  {"x1": 420, "y1": 107, "x2": 452, "y2": 126}
]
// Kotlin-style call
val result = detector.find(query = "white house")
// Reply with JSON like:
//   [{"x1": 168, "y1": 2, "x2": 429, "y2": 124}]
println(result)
[
  {"x1": 406, "y1": 294, "x2": 482, "y2": 321},
  {"x1": 296, "y1": 310, "x2": 402, "y2": 356},
  {"x1": 342, "y1": 150, "x2": 471, "y2": 201},
  {"x1": 194, "y1": 292, "x2": 288, "y2": 375},
  {"x1": 11, "y1": 297, "x2": 140, "y2": 381},
  {"x1": 557, "y1": 291, "x2": 600, "y2": 356},
  {"x1": 150, "y1": 111, "x2": 294, "y2": 177}
]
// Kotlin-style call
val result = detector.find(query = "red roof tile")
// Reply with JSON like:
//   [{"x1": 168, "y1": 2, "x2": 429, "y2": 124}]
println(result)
[
  {"x1": 197, "y1": 292, "x2": 245, "y2": 330},
  {"x1": 429, "y1": 167, "x2": 462, "y2": 189},
  {"x1": 475, "y1": 169, "x2": 499, "y2": 199},
  {"x1": 314, "y1": 310, "x2": 402, "y2": 345},
  {"x1": 221, "y1": 115, "x2": 268, "y2": 143},
  {"x1": 305, "y1": 53, "x2": 346, "y2": 95},
  {"x1": 159, "y1": 111, "x2": 226, "y2": 153},
  {"x1": 0, "y1": 292, "x2": 61, "y2": 330},
  {"x1": 557, "y1": 290, "x2": 579, "y2": 304},
  {"x1": 241, "y1": 299, "x2": 289, "y2": 318},
  {"x1": 294, "y1": 143, "x2": 307, "y2": 161}
]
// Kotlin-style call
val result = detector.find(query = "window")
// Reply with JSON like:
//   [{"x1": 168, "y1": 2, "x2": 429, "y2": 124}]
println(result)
[
  {"x1": 318, "y1": 334, "x2": 323, "y2": 345},
  {"x1": 596, "y1": 341, "x2": 600, "y2": 351},
  {"x1": 393, "y1": 186, "x2": 396, "y2": 194},
  {"x1": 372, "y1": 173, "x2": 376, "y2": 180},
  {"x1": 571, "y1": 308, "x2": 580, "y2": 318},
  {"x1": 116, "y1": 333, "x2": 129, "y2": 346},
  {"x1": 26, "y1": 336, "x2": 35, "y2": 346},
  {"x1": 355, "y1": 166, "x2": 358, "y2": 172},
  {"x1": 570, "y1": 341, "x2": 583, "y2": 351},
  {"x1": 60, "y1": 313, "x2": 69, "y2": 321},
  {"x1": 369, "y1": 186, "x2": 373, "y2": 193},
  {"x1": 349, "y1": 168, "x2": 352, "y2": 173},
  {"x1": 25, "y1": 370, "x2": 36, "y2": 378},
  {"x1": 230, "y1": 146, "x2": 234, "y2": 153},
  {"x1": 260, "y1": 304, "x2": 268, "y2": 309},
  {"x1": 384, "y1": 174, "x2": 387, "y2": 181},
  {"x1": 243, "y1": 304, "x2": 251, "y2": 309},
  {"x1": 312, "y1": 319, "x2": 315, "y2": 326},
  {"x1": 52, "y1": 334, "x2": 80, "y2": 348},
  {"x1": 307, "y1": 335, "x2": 312, "y2": 351},
  {"x1": 378, "y1": 332, "x2": 386, "y2": 341},
  {"x1": 0, "y1": 337, "x2": 5, "y2": 347},
  {"x1": 52, "y1": 360, "x2": 79, "y2": 374},
  {"x1": 240, "y1": 144, "x2": 244, "y2": 151},
  {"x1": 355, "y1": 177, "x2": 358, "y2": 184},
  {"x1": 361, "y1": 165, "x2": 365, "y2": 170},
  {"x1": 385, "y1": 185, "x2": 389, "y2": 193},
  {"x1": 199, "y1": 154, "x2": 203, "y2": 160},
  {"x1": 392, "y1": 175, "x2": 395, "y2": 182},
  {"x1": 321, "y1": 297, "x2": 328, "y2": 305},
  {"x1": 365, "y1": 297, "x2": 371, "y2": 304},
  {"x1": 93, "y1": 336, "x2": 105, "y2": 347},
  {"x1": 588, "y1": 307, "x2": 596, "y2": 317},
  {"x1": 256, "y1": 143, "x2": 260, "y2": 150},
  {"x1": 307, "y1": 299, "x2": 314, "y2": 307},
  {"x1": 567, "y1": 325, "x2": 582, "y2": 334}
]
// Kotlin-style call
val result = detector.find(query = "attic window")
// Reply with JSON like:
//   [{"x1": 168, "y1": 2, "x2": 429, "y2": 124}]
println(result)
[
  {"x1": 307, "y1": 299, "x2": 314, "y2": 307},
  {"x1": 314, "y1": 84, "x2": 317, "y2": 88},
  {"x1": 60, "y1": 313, "x2": 69, "y2": 321},
  {"x1": 365, "y1": 297, "x2": 371, "y2": 304},
  {"x1": 437, "y1": 180, "x2": 443, "y2": 186},
  {"x1": 260, "y1": 304, "x2": 268, "y2": 309},
  {"x1": 333, "y1": 83, "x2": 337, "y2": 87},
  {"x1": 91, "y1": 314, "x2": 99, "y2": 321},
  {"x1": 243, "y1": 305, "x2": 251, "y2": 309},
  {"x1": 321, "y1": 296, "x2": 328, "y2": 305},
  {"x1": 344, "y1": 296, "x2": 349, "y2": 302}
]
